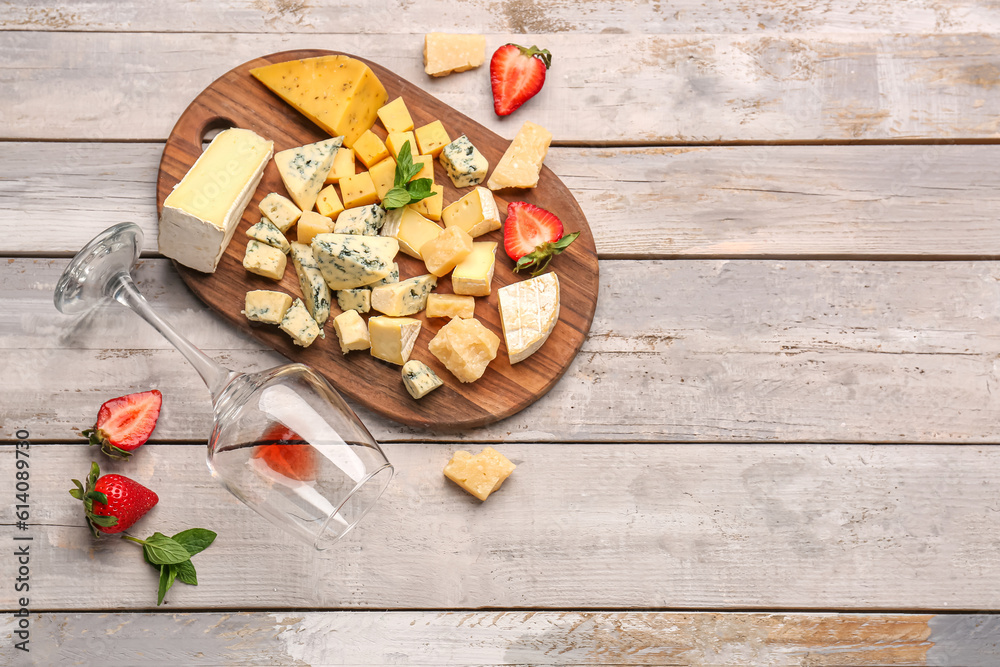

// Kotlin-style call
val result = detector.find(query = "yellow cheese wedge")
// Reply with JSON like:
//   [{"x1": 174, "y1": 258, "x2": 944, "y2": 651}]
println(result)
[
  {"x1": 381, "y1": 207, "x2": 442, "y2": 258},
  {"x1": 487, "y1": 121, "x2": 552, "y2": 191},
  {"x1": 428, "y1": 317, "x2": 499, "y2": 383},
  {"x1": 424, "y1": 34, "x2": 486, "y2": 77},
  {"x1": 444, "y1": 447, "x2": 515, "y2": 501},
  {"x1": 451, "y1": 242, "x2": 496, "y2": 297},
  {"x1": 497, "y1": 272, "x2": 560, "y2": 364},
  {"x1": 442, "y1": 187, "x2": 500, "y2": 238},
  {"x1": 369, "y1": 316, "x2": 422, "y2": 365},
  {"x1": 250, "y1": 55, "x2": 387, "y2": 147}
]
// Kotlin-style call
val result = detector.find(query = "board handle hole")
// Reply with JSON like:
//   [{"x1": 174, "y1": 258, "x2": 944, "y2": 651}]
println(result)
[{"x1": 200, "y1": 118, "x2": 238, "y2": 151}]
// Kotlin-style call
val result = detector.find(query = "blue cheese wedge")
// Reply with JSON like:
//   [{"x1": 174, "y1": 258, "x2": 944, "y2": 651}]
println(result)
[
  {"x1": 401, "y1": 360, "x2": 443, "y2": 399},
  {"x1": 274, "y1": 138, "x2": 342, "y2": 212},
  {"x1": 289, "y1": 242, "x2": 331, "y2": 325},
  {"x1": 242, "y1": 240, "x2": 286, "y2": 280},
  {"x1": 369, "y1": 262, "x2": 399, "y2": 287},
  {"x1": 159, "y1": 128, "x2": 273, "y2": 273},
  {"x1": 371, "y1": 274, "x2": 437, "y2": 317},
  {"x1": 497, "y1": 271, "x2": 560, "y2": 364},
  {"x1": 311, "y1": 233, "x2": 399, "y2": 290},
  {"x1": 369, "y1": 316, "x2": 421, "y2": 365},
  {"x1": 439, "y1": 135, "x2": 489, "y2": 188},
  {"x1": 258, "y1": 193, "x2": 301, "y2": 233},
  {"x1": 243, "y1": 290, "x2": 293, "y2": 325},
  {"x1": 336, "y1": 288, "x2": 371, "y2": 313},
  {"x1": 334, "y1": 204, "x2": 386, "y2": 236},
  {"x1": 279, "y1": 298, "x2": 322, "y2": 347},
  {"x1": 246, "y1": 218, "x2": 290, "y2": 253},
  {"x1": 332, "y1": 310, "x2": 371, "y2": 354}
]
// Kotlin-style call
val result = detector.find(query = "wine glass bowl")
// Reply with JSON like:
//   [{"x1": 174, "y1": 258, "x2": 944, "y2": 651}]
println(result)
[{"x1": 54, "y1": 223, "x2": 393, "y2": 550}]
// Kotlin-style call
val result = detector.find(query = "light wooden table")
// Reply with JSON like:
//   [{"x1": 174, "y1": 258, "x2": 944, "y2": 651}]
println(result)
[{"x1": 3, "y1": 2, "x2": 1000, "y2": 664}]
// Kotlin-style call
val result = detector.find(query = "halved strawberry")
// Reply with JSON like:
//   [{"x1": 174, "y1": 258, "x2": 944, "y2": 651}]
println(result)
[
  {"x1": 490, "y1": 44, "x2": 552, "y2": 116},
  {"x1": 252, "y1": 424, "x2": 317, "y2": 482},
  {"x1": 503, "y1": 201, "x2": 580, "y2": 275},
  {"x1": 83, "y1": 390, "x2": 162, "y2": 460},
  {"x1": 69, "y1": 462, "x2": 159, "y2": 537}
]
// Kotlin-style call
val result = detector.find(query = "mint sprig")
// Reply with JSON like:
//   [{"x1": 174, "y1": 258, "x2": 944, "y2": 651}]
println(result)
[
  {"x1": 127, "y1": 527, "x2": 217, "y2": 605},
  {"x1": 383, "y1": 141, "x2": 436, "y2": 210}
]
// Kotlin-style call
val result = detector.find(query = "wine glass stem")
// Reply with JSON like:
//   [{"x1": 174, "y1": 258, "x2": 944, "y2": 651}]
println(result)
[{"x1": 109, "y1": 271, "x2": 235, "y2": 398}]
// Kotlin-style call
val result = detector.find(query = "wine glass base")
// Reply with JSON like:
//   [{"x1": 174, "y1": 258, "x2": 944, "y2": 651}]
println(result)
[{"x1": 54, "y1": 222, "x2": 144, "y2": 315}]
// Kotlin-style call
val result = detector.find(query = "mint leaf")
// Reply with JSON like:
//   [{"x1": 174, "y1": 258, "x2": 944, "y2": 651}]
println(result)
[
  {"x1": 392, "y1": 141, "x2": 423, "y2": 189},
  {"x1": 405, "y1": 179, "x2": 435, "y2": 204},
  {"x1": 171, "y1": 528, "x2": 217, "y2": 557},
  {"x1": 142, "y1": 533, "x2": 192, "y2": 566},
  {"x1": 157, "y1": 564, "x2": 176, "y2": 606},
  {"x1": 173, "y1": 559, "x2": 198, "y2": 586},
  {"x1": 382, "y1": 187, "x2": 412, "y2": 210}
]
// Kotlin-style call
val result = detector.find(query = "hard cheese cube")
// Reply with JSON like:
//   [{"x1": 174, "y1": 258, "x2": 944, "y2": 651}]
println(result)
[
  {"x1": 259, "y1": 192, "x2": 302, "y2": 233},
  {"x1": 369, "y1": 156, "x2": 397, "y2": 201},
  {"x1": 353, "y1": 129, "x2": 390, "y2": 168},
  {"x1": 377, "y1": 97, "x2": 414, "y2": 134},
  {"x1": 297, "y1": 210, "x2": 334, "y2": 245},
  {"x1": 401, "y1": 360, "x2": 443, "y2": 399},
  {"x1": 382, "y1": 207, "x2": 442, "y2": 258},
  {"x1": 420, "y1": 225, "x2": 473, "y2": 277},
  {"x1": 408, "y1": 188, "x2": 443, "y2": 221},
  {"x1": 369, "y1": 316, "x2": 422, "y2": 365},
  {"x1": 325, "y1": 147, "x2": 356, "y2": 185},
  {"x1": 424, "y1": 33, "x2": 486, "y2": 77},
  {"x1": 415, "y1": 120, "x2": 451, "y2": 158},
  {"x1": 487, "y1": 121, "x2": 552, "y2": 191},
  {"x1": 316, "y1": 184, "x2": 345, "y2": 220},
  {"x1": 386, "y1": 132, "x2": 416, "y2": 160},
  {"x1": 243, "y1": 290, "x2": 293, "y2": 324},
  {"x1": 332, "y1": 310, "x2": 371, "y2": 354},
  {"x1": 371, "y1": 274, "x2": 437, "y2": 316},
  {"x1": 410, "y1": 154, "x2": 435, "y2": 182},
  {"x1": 246, "y1": 218, "x2": 290, "y2": 253},
  {"x1": 242, "y1": 240, "x2": 286, "y2": 280},
  {"x1": 279, "y1": 298, "x2": 321, "y2": 347},
  {"x1": 335, "y1": 204, "x2": 385, "y2": 236},
  {"x1": 336, "y1": 288, "x2": 371, "y2": 313},
  {"x1": 443, "y1": 447, "x2": 515, "y2": 501},
  {"x1": 452, "y1": 242, "x2": 497, "y2": 297},
  {"x1": 428, "y1": 317, "x2": 499, "y2": 383},
  {"x1": 442, "y1": 187, "x2": 500, "y2": 238},
  {"x1": 439, "y1": 135, "x2": 488, "y2": 188},
  {"x1": 339, "y1": 171, "x2": 379, "y2": 208},
  {"x1": 426, "y1": 293, "x2": 475, "y2": 319}
]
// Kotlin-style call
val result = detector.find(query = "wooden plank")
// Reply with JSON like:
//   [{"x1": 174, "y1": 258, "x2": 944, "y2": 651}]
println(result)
[
  {"x1": 4, "y1": 611, "x2": 999, "y2": 666},
  {"x1": 6, "y1": 142, "x2": 1000, "y2": 259},
  {"x1": 5, "y1": 442, "x2": 1000, "y2": 610},
  {"x1": 4, "y1": 0, "x2": 999, "y2": 35},
  {"x1": 4, "y1": 258, "x2": 1000, "y2": 444},
  {"x1": 4, "y1": 32, "x2": 1000, "y2": 142}
]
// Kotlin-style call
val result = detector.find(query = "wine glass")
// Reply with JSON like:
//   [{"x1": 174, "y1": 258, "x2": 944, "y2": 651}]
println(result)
[{"x1": 54, "y1": 223, "x2": 393, "y2": 550}]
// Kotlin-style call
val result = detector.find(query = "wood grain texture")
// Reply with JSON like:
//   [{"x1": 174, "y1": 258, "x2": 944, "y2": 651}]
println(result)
[
  {"x1": 5, "y1": 31, "x2": 1000, "y2": 143},
  {"x1": 8, "y1": 142, "x2": 1000, "y2": 259},
  {"x1": 4, "y1": 258, "x2": 1000, "y2": 445},
  {"x1": 5, "y1": 442, "x2": 1000, "y2": 610},
  {"x1": 157, "y1": 49, "x2": 599, "y2": 428},
  {"x1": 5, "y1": 611, "x2": 999, "y2": 666}
]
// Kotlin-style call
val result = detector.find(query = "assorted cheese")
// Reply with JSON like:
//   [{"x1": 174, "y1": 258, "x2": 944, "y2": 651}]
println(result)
[
  {"x1": 424, "y1": 33, "x2": 486, "y2": 77},
  {"x1": 296, "y1": 210, "x2": 334, "y2": 245},
  {"x1": 414, "y1": 120, "x2": 451, "y2": 157},
  {"x1": 335, "y1": 204, "x2": 385, "y2": 236},
  {"x1": 382, "y1": 208, "x2": 442, "y2": 258},
  {"x1": 326, "y1": 147, "x2": 355, "y2": 185},
  {"x1": 377, "y1": 97, "x2": 414, "y2": 134},
  {"x1": 443, "y1": 447, "x2": 516, "y2": 501},
  {"x1": 337, "y1": 288, "x2": 372, "y2": 313},
  {"x1": 487, "y1": 121, "x2": 552, "y2": 190},
  {"x1": 316, "y1": 185, "x2": 344, "y2": 220}
]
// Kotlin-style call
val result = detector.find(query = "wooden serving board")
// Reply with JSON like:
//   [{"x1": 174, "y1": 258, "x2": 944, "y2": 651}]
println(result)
[{"x1": 157, "y1": 49, "x2": 599, "y2": 429}]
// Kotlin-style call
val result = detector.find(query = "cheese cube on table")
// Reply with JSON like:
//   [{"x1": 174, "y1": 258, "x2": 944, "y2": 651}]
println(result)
[
  {"x1": 353, "y1": 130, "x2": 390, "y2": 169},
  {"x1": 336, "y1": 288, "x2": 371, "y2": 313},
  {"x1": 369, "y1": 316, "x2": 422, "y2": 365},
  {"x1": 246, "y1": 219, "x2": 290, "y2": 254},
  {"x1": 316, "y1": 184, "x2": 344, "y2": 220},
  {"x1": 415, "y1": 121, "x2": 451, "y2": 158},
  {"x1": 296, "y1": 210, "x2": 334, "y2": 245},
  {"x1": 408, "y1": 188, "x2": 443, "y2": 221},
  {"x1": 242, "y1": 240, "x2": 286, "y2": 280},
  {"x1": 382, "y1": 208, "x2": 442, "y2": 259},
  {"x1": 325, "y1": 147, "x2": 355, "y2": 185},
  {"x1": 340, "y1": 171, "x2": 379, "y2": 208},
  {"x1": 452, "y1": 242, "x2": 497, "y2": 297},
  {"x1": 377, "y1": 97, "x2": 414, "y2": 134},
  {"x1": 439, "y1": 135, "x2": 489, "y2": 188},
  {"x1": 371, "y1": 274, "x2": 437, "y2": 316},
  {"x1": 443, "y1": 447, "x2": 515, "y2": 501},
  {"x1": 334, "y1": 204, "x2": 385, "y2": 236},
  {"x1": 279, "y1": 298, "x2": 322, "y2": 347},
  {"x1": 289, "y1": 242, "x2": 331, "y2": 325},
  {"x1": 420, "y1": 225, "x2": 473, "y2": 277},
  {"x1": 428, "y1": 317, "x2": 499, "y2": 383},
  {"x1": 386, "y1": 132, "x2": 416, "y2": 160},
  {"x1": 311, "y1": 234, "x2": 398, "y2": 289},
  {"x1": 274, "y1": 138, "x2": 341, "y2": 212},
  {"x1": 243, "y1": 290, "x2": 293, "y2": 325},
  {"x1": 332, "y1": 310, "x2": 371, "y2": 354},
  {"x1": 401, "y1": 360, "x2": 443, "y2": 399},
  {"x1": 442, "y1": 187, "x2": 500, "y2": 238},
  {"x1": 426, "y1": 293, "x2": 475, "y2": 319},
  {"x1": 487, "y1": 121, "x2": 552, "y2": 191},
  {"x1": 497, "y1": 271, "x2": 560, "y2": 364},
  {"x1": 159, "y1": 128, "x2": 273, "y2": 273},
  {"x1": 424, "y1": 33, "x2": 486, "y2": 77},
  {"x1": 259, "y1": 192, "x2": 301, "y2": 233},
  {"x1": 369, "y1": 156, "x2": 397, "y2": 201}
]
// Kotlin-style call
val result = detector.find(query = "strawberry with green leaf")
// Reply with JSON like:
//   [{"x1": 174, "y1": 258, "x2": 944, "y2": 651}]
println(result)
[
  {"x1": 69, "y1": 462, "x2": 158, "y2": 537},
  {"x1": 83, "y1": 389, "x2": 162, "y2": 459},
  {"x1": 503, "y1": 201, "x2": 580, "y2": 275},
  {"x1": 382, "y1": 141, "x2": 436, "y2": 210}
]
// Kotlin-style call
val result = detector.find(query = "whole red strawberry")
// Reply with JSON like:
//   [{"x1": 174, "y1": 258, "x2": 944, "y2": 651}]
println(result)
[
  {"x1": 490, "y1": 44, "x2": 552, "y2": 116},
  {"x1": 69, "y1": 462, "x2": 159, "y2": 537},
  {"x1": 83, "y1": 389, "x2": 162, "y2": 459},
  {"x1": 503, "y1": 201, "x2": 580, "y2": 275}
]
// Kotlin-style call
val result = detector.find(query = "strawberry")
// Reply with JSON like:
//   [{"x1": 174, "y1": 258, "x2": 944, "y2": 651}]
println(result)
[
  {"x1": 503, "y1": 201, "x2": 581, "y2": 275},
  {"x1": 69, "y1": 462, "x2": 158, "y2": 537},
  {"x1": 252, "y1": 424, "x2": 317, "y2": 482},
  {"x1": 83, "y1": 389, "x2": 162, "y2": 459},
  {"x1": 490, "y1": 44, "x2": 552, "y2": 116}
]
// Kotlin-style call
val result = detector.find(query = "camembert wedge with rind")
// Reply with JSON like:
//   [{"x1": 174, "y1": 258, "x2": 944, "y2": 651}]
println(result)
[
  {"x1": 487, "y1": 121, "x2": 552, "y2": 191},
  {"x1": 159, "y1": 128, "x2": 273, "y2": 273},
  {"x1": 497, "y1": 272, "x2": 560, "y2": 364},
  {"x1": 274, "y1": 138, "x2": 341, "y2": 213},
  {"x1": 369, "y1": 316, "x2": 422, "y2": 366},
  {"x1": 311, "y1": 233, "x2": 399, "y2": 290}
]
